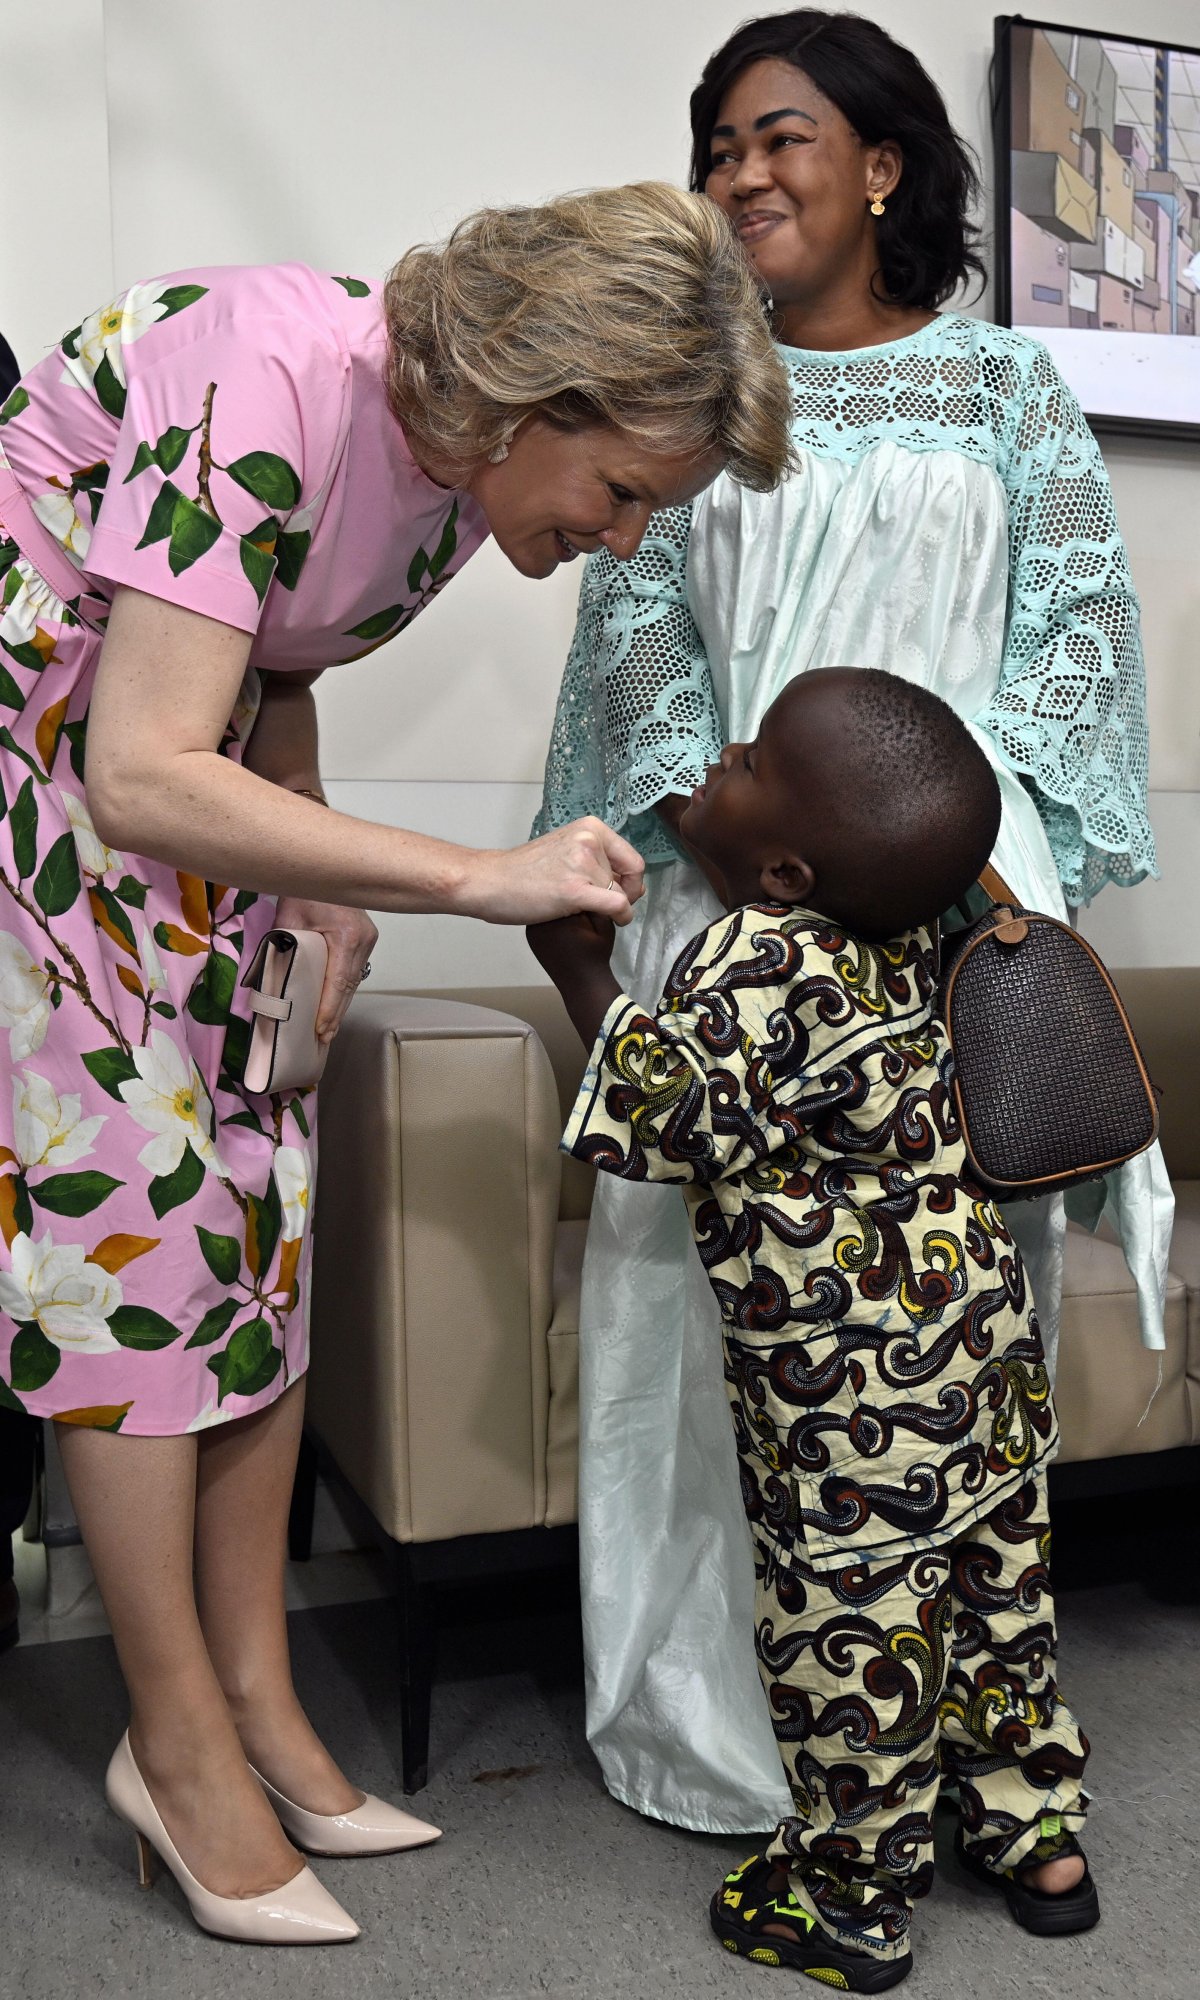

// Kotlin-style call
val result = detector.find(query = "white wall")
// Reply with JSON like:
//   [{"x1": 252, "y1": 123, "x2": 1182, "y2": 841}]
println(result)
[{"x1": 1, "y1": 0, "x2": 1197, "y2": 981}]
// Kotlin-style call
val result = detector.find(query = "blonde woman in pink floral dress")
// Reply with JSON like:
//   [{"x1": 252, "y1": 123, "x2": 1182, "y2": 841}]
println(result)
[{"x1": 0, "y1": 187, "x2": 792, "y2": 1944}]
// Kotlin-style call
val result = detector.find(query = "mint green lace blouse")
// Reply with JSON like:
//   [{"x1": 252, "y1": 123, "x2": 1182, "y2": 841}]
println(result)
[{"x1": 533, "y1": 314, "x2": 1156, "y2": 907}]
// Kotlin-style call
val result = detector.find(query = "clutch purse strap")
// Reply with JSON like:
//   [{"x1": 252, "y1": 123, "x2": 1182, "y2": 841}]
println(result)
[{"x1": 248, "y1": 990, "x2": 293, "y2": 1022}]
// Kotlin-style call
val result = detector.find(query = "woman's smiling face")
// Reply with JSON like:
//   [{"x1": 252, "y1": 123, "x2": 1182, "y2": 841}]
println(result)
[
  {"x1": 466, "y1": 419, "x2": 721, "y2": 579},
  {"x1": 703, "y1": 58, "x2": 899, "y2": 314}
]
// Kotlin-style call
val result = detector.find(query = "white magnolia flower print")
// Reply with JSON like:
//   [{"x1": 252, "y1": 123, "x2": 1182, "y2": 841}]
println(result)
[
  {"x1": 139, "y1": 923, "x2": 168, "y2": 996},
  {"x1": 62, "y1": 789, "x2": 124, "y2": 880},
  {"x1": 12, "y1": 1070, "x2": 105, "y2": 1171},
  {"x1": 274, "y1": 1147, "x2": 311, "y2": 1241},
  {"x1": 118, "y1": 1030, "x2": 227, "y2": 1179},
  {"x1": 60, "y1": 282, "x2": 172, "y2": 397},
  {"x1": 0, "y1": 1231, "x2": 123, "y2": 1352},
  {"x1": 0, "y1": 557, "x2": 70, "y2": 652},
  {"x1": 29, "y1": 489, "x2": 91, "y2": 568},
  {"x1": 0, "y1": 932, "x2": 52, "y2": 1061},
  {"x1": 185, "y1": 1400, "x2": 227, "y2": 1433}
]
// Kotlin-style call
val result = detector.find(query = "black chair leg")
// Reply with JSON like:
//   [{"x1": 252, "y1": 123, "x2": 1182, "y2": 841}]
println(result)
[
  {"x1": 287, "y1": 1428, "x2": 319, "y2": 1563},
  {"x1": 394, "y1": 1543, "x2": 436, "y2": 1793}
]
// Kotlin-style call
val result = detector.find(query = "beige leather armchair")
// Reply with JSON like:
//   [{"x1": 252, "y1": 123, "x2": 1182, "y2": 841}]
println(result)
[
  {"x1": 298, "y1": 969, "x2": 1200, "y2": 1789},
  {"x1": 299, "y1": 989, "x2": 588, "y2": 1788}
]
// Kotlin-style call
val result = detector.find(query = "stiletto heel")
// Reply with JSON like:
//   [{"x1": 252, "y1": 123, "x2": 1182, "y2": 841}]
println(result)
[
  {"x1": 248, "y1": 1763, "x2": 441, "y2": 1857},
  {"x1": 105, "y1": 1734, "x2": 359, "y2": 1944}
]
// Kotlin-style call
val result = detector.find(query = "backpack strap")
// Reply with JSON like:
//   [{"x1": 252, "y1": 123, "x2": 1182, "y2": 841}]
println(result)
[{"x1": 978, "y1": 862, "x2": 1020, "y2": 909}]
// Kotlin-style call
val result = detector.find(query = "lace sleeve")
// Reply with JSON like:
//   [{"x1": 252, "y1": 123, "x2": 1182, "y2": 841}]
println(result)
[
  {"x1": 531, "y1": 507, "x2": 721, "y2": 864},
  {"x1": 977, "y1": 342, "x2": 1157, "y2": 906}
]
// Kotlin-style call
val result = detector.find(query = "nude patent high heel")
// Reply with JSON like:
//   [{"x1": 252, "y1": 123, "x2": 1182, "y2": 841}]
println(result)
[
  {"x1": 249, "y1": 1762, "x2": 442, "y2": 1856},
  {"x1": 105, "y1": 1734, "x2": 359, "y2": 1943}
]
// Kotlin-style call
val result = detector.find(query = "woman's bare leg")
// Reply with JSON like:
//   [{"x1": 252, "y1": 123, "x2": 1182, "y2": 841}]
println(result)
[
  {"x1": 193, "y1": 1376, "x2": 360, "y2": 1812},
  {"x1": 56, "y1": 1423, "x2": 300, "y2": 1896}
]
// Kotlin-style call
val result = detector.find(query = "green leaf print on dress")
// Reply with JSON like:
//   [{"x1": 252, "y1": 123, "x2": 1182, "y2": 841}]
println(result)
[
  {"x1": 125, "y1": 424, "x2": 198, "y2": 481},
  {"x1": 9, "y1": 1323, "x2": 60, "y2": 1391},
  {"x1": 331, "y1": 276, "x2": 371, "y2": 298},
  {"x1": 33, "y1": 832, "x2": 82, "y2": 918},
  {"x1": 166, "y1": 501, "x2": 222, "y2": 578},
  {"x1": 108, "y1": 1304, "x2": 184, "y2": 1350},
  {"x1": 132, "y1": 478, "x2": 223, "y2": 578},
  {"x1": 196, "y1": 1224, "x2": 241, "y2": 1287},
  {"x1": 0, "y1": 386, "x2": 30, "y2": 426},
  {"x1": 208, "y1": 1315, "x2": 281, "y2": 1404},
  {"x1": 30, "y1": 1171, "x2": 124, "y2": 1218},
  {"x1": 10, "y1": 780, "x2": 39, "y2": 880},
  {"x1": 0, "y1": 664, "x2": 26, "y2": 713},
  {"x1": 91, "y1": 354, "x2": 127, "y2": 421},
  {"x1": 246, "y1": 1174, "x2": 283, "y2": 1280},
  {"x1": 148, "y1": 1144, "x2": 206, "y2": 1220},
  {"x1": 225, "y1": 452, "x2": 301, "y2": 510},
  {"x1": 186, "y1": 949, "x2": 237, "y2": 1026},
  {"x1": 185, "y1": 1298, "x2": 240, "y2": 1350},
  {"x1": 121, "y1": 382, "x2": 309, "y2": 602},
  {"x1": 0, "y1": 729, "x2": 51, "y2": 784},
  {"x1": 240, "y1": 516, "x2": 277, "y2": 600},
  {"x1": 82, "y1": 1047, "x2": 140, "y2": 1100},
  {"x1": 273, "y1": 528, "x2": 310, "y2": 592},
  {"x1": 343, "y1": 501, "x2": 459, "y2": 651}
]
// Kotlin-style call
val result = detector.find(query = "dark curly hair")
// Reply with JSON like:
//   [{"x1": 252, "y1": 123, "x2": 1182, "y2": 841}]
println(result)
[{"x1": 688, "y1": 9, "x2": 986, "y2": 310}]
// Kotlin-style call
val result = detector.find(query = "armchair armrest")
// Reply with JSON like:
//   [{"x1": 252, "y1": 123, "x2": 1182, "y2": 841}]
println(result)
[{"x1": 306, "y1": 994, "x2": 565, "y2": 1543}]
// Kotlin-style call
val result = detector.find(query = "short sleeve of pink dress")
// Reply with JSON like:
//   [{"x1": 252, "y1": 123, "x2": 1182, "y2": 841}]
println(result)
[{"x1": 0, "y1": 265, "x2": 488, "y2": 1434}]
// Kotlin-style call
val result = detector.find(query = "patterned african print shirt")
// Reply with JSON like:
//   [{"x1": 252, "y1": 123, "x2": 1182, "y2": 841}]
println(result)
[{"x1": 563, "y1": 903, "x2": 1057, "y2": 1567}]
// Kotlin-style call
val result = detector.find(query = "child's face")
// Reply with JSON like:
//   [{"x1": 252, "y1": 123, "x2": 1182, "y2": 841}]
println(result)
[{"x1": 679, "y1": 681, "x2": 822, "y2": 907}]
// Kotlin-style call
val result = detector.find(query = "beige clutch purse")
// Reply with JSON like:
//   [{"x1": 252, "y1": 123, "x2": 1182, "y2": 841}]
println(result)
[{"x1": 241, "y1": 929, "x2": 330, "y2": 1095}]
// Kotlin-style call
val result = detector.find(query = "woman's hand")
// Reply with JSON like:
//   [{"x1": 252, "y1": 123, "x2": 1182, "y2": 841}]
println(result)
[
  {"x1": 273, "y1": 897, "x2": 379, "y2": 1043},
  {"x1": 467, "y1": 818, "x2": 644, "y2": 925}
]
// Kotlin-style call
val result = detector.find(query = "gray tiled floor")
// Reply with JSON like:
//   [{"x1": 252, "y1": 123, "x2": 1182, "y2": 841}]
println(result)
[{"x1": 1, "y1": 1577, "x2": 1195, "y2": 2000}]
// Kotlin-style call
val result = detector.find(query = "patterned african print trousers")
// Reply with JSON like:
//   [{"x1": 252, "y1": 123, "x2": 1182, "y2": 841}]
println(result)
[{"x1": 754, "y1": 1475, "x2": 1089, "y2": 1962}]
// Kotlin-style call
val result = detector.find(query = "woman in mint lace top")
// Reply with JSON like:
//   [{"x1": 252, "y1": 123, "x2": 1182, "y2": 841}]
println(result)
[{"x1": 534, "y1": 10, "x2": 1172, "y2": 1838}]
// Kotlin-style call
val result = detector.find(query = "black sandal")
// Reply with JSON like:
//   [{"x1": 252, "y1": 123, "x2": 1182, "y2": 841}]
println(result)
[
  {"x1": 710, "y1": 1855, "x2": 913, "y2": 1991},
  {"x1": 954, "y1": 1827, "x2": 1100, "y2": 1935}
]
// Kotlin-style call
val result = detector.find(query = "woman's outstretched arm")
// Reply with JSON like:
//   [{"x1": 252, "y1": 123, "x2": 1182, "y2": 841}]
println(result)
[{"x1": 85, "y1": 585, "x2": 644, "y2": 925}]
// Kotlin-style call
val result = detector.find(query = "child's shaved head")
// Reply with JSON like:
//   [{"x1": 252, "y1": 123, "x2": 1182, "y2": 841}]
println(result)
[{"x1": 679, "y1": 667, "x2": 1002, "y2": 938}]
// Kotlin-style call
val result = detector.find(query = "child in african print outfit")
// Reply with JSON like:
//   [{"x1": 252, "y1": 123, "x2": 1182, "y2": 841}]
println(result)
[{"x1": 528, "y1": 668, "x2": 1097, "y2": 1994}]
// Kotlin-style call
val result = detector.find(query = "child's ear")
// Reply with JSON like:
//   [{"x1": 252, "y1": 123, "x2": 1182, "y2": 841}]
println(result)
[{"x1": 759, "y1": 854, "x2": 815, "y2": 904}]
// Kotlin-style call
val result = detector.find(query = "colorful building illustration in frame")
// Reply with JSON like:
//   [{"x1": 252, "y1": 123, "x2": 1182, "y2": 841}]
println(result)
[{"x1": 995, "y1": 17, "x2": 1200, "y2": 435}]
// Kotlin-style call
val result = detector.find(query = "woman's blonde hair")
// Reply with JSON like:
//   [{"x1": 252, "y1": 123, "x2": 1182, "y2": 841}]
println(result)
[{"x1": 383, "y1": 182, "x2": 795, "y2": 491}]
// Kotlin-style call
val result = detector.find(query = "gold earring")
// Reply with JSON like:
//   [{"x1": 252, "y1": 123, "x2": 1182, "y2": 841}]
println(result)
[{"x1": 870, "y1": 195, "x2": 886, "y2": 216}]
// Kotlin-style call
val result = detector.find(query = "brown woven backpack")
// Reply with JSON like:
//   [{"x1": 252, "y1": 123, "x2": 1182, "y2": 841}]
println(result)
[{"x1": 939, "y1": 865, "x2": 1159, "y2": 1201}]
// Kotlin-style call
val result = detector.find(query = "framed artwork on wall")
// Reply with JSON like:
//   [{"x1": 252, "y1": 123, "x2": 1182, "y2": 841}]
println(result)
[{"x1": 993, "y1": 14, "x2": 1200, "y2": 438}]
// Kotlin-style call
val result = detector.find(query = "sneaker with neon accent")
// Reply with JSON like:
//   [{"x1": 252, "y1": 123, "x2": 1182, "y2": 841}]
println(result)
[{"x1": 709, "y1": 1855, "x2": 912, "y2": 1991}]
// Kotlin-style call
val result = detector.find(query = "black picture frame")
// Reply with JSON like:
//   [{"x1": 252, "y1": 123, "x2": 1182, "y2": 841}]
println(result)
[{"x1": 993, "y1": 13, "x2": 1200, "y2": 441}]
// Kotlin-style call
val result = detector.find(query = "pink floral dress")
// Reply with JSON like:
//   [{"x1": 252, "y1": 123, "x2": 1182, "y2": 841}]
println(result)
[{"x1": 0, "y1": 265, "x2": 487, "y2": 1434}]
